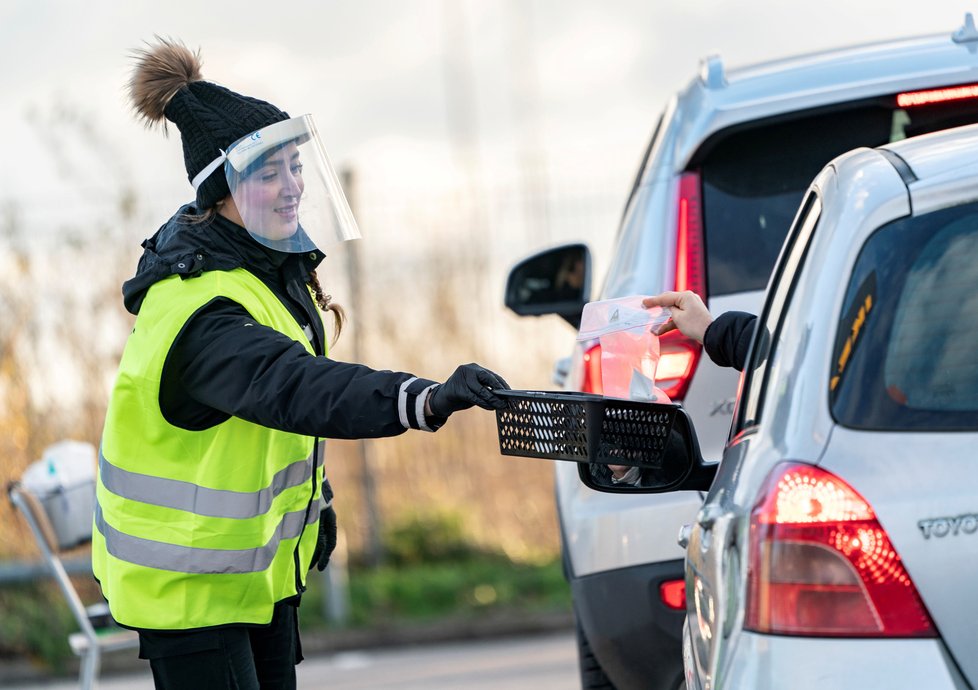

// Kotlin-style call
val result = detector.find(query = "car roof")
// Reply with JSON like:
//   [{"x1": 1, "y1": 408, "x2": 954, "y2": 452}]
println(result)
[
  {"x1": 723, "y1": 32, "x2": 977, "y2": 104},
  {"x1": 883, "y1": 121, "x2": 978, "y2": 181},
  {"x1": 673, "y1": 15, "x2": 978, "y2": 169}
]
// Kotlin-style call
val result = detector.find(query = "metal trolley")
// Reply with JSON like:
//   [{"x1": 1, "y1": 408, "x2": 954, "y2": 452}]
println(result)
[{"x1": 8, "y1": 442, "x2": 137, "y2": 690}]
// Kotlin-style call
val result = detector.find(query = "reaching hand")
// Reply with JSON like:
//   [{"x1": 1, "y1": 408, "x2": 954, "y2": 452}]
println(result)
[
  {"x1": 643, "y1": 291, "x2": 713, "y2": 343},
  {"x1": 427, "y1": 364, "x2": 511, "y2": 417}
]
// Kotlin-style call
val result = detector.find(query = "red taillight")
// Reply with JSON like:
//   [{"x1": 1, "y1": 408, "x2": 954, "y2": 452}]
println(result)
[
  {"x1": 655, "y1": 330, "x2": 701, "y2": 400},
  {"x1": 659, "y1": 579, "x2": 686, "y2": 610},
  {"x1": 897, "y1": 83, "x2": 978, "y2": 108},
  {"x1": 659, "y1": 172, "x2": 706, "y2": 400},
  {"x1": 746, "y1": 462, "x2": 936, "y2": 638},
  {"x1": 580, "y1": 343, "x2": 603, "y2": 394},
  {"x1": 675, "y1": 172, "x2": 706, "y2": 297},
  {"x1": 580, "y1": 338, "x2": 700, "y2": 400}
]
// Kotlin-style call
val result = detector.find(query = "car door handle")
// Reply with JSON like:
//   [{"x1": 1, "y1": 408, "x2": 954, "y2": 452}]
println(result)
[
  {"x1": 677, "y1": 523, "x2": 692, "y2": 548},
  {"x1": 697, "y1": 505, "x2": 723, "y2": 529}
]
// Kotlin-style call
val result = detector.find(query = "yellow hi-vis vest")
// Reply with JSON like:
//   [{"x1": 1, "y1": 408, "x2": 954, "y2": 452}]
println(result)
[{"x1": 92, "y1": 269, "x2": 327, "y2": 630}]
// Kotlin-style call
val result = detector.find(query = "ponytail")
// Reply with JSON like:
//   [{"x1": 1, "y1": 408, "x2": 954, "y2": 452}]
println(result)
[{"x1": 307, "y1": 269, "x2": 345, "y2": 347}]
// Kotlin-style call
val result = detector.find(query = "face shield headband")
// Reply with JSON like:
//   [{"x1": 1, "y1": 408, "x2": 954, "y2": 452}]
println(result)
[{"x1": 191, "y1": 114, "x2": 361, "y2": 253}]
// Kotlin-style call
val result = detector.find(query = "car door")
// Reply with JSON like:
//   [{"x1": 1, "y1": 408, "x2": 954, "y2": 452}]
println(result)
[{"x1": 685, "y1": 192, "x2": 823, "y2": 688}]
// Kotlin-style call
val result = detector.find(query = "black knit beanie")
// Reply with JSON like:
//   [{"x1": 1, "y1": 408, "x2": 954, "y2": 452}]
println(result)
[{"x1": 128, "y1": 38, "x2": 290, "y2": 210}]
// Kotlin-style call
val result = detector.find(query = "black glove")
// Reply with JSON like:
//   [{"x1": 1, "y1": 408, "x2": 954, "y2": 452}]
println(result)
[
  {"x1": 427, "y1": 364, "x2": 511, "y2": 417},
  {"x1": 311, "y1": 479, "x2": 338, "y2": 572},
  {"x1": 315, "y1": 504, "x2": 338, "y2": 572}
]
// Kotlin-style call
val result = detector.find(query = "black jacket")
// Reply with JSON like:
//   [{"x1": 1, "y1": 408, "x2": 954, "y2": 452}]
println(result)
[
  {"x1": 702, "y1": 311, "x2": 757, "y2": 372},
  {"x1": 123, "y1": 204, "x2": 443, "y2": 439}
]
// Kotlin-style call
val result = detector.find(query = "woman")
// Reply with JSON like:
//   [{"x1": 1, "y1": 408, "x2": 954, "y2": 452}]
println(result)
[{"x1": 92, "y1": 38, "x2": 509, "y2": 690}]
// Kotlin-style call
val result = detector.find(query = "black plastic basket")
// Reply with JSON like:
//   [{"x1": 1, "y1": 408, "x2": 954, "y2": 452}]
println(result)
[{"x1": 495, "y1": 390, "x2": 679, "y2": 467}]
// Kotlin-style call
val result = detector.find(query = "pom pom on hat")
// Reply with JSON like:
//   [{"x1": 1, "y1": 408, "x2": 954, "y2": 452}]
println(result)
[{"x1": 128, "y1": 37, "x2": 289, "y2": 210}]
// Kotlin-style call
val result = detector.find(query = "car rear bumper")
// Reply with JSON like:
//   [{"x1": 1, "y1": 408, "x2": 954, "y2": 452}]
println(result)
[
  {"x1": 571, "y1": 559, "x2": 687, "y2": 690},
  {"x1": 711, "y1": 631, "x2": 970, "y2": 689}
]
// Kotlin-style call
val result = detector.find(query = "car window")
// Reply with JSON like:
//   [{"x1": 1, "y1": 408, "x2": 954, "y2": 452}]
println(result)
[
  {"x1": 698, "y1": 97, "x2": 978, "y2": 296},
  {"x1": 831, "y1": 200, "x2": 978, "y2": 430},
  {"x1": 736, "y1": 192, "x2": 821, "y2": 431}
]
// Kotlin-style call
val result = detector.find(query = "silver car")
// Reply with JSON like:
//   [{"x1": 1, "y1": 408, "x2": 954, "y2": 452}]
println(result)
[
  {"x1": 575, "y1": 121, "x2": 978, "y2": 688},
  {"x1": 506, "y1": 15, "x2": 978, "y2": 689}
]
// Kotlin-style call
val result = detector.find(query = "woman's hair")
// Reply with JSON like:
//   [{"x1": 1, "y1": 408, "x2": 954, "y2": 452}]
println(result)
[
  {"x1": 307, "y1": 270, "x2": 345, "y2": 346},
  {"x1": 180, "y1": 204, "x2": 220, "y2": 225}
]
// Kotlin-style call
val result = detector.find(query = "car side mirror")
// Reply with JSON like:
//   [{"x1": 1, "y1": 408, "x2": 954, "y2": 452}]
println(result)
[
  {"x1": 577, "y1": 405, "x2": 717, "y2": 493},
  {"x1": 505, "y1": 244, "x2": 591, "y2": 329}
]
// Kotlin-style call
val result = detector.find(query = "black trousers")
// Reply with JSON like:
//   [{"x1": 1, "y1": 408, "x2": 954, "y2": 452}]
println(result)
[{"x1": 137, "y1": 600, "x2": 303, "y2": 690}]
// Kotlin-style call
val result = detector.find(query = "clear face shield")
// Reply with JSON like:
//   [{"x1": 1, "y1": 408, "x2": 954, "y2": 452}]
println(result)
[{"x1": 195, "y1": 115, "x2": 361, "y2": 252}]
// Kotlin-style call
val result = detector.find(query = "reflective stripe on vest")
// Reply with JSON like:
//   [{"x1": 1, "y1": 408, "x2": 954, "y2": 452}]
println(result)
[
  {"x1": 97, "y1": 447, "x2": 314, "y2": 519},
  {"x1": 94, "y1": 501, "x2": 320, "y2": 574}
]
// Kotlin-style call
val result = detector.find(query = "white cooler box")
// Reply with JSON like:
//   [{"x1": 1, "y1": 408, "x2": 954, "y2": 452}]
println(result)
[{"x1": 21, "y1": 440, "x2": 97, "y2": 550}]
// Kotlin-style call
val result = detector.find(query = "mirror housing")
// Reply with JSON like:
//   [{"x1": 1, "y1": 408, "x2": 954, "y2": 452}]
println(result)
[
  {"x1": 505, "y1": 244, "x2": 591, "y2": 329},
  {"x1": 577, "y1": 406, "x2": 717, "y2": 493}
]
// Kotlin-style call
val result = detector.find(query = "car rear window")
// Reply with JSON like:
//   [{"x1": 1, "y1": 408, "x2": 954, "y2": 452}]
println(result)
[
  {"x1": 698, "y1": 97, "x2": 978, "y2": 296},
  {"x1": 831, "y1": 200, "x2": 978, "y2": 431}
]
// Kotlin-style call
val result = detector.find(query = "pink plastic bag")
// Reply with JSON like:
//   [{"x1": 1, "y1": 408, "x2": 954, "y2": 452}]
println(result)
[{"x1": 577, "y1": 296, "x2": 672, "y2": 402}]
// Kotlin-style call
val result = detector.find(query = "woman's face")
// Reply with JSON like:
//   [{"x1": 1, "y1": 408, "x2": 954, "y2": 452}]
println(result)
[{"x1": 232, "y1": 141, "x2": 304, "y2": 241}]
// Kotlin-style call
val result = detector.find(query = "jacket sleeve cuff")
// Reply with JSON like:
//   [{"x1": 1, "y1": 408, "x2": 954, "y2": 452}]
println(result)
[
  {"x1": 397, "y1": 377, "x2": 441, "y2": 432},
  {"x1": 703, "y1": 311, "x2": 757, "y2": 372}
]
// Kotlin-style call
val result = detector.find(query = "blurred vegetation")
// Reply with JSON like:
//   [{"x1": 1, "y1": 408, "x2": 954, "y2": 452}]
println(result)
[
  {"x1": 0, "y1": 580, "x2": 88, "y2": 672},
  {"x1": 381, "y1": 510, "x2": 474, "y2": 566},
  {"x1": 305, "y1": 510, "x2": 570, "y2": 630},
  {"x1": 305, "y1": 557, "x2": 568, "y2": 630}
]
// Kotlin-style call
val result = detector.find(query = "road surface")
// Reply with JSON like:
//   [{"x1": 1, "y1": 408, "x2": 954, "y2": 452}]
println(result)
[{"x1": 10, "y1": 631, "x2": 579, "y2": 690}]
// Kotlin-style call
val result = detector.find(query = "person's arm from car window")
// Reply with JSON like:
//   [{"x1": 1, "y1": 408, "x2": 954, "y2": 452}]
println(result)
[{"x1": 643, "y1": 291, "x2": 756, "y2": 372}]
